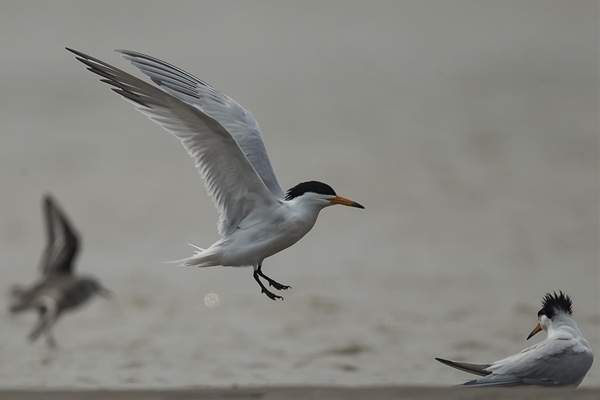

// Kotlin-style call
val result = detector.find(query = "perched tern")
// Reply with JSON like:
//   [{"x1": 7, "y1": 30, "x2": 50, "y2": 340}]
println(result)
[
  {"x1": 67, "y1": 48, "x2": 364, "y2": 300},
  {"x1": 8, "y1": 195, "x2": 111, "y2": 347},
  {"x1": 436, "y1": 291, "x2": 594, "y2": 387}
]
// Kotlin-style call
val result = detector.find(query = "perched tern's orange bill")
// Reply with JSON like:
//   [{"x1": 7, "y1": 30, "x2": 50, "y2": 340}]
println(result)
[
  {"x1": 329, "y1": 195, "x2": 365, "y2": 209},
  {"x1": 527, "y1": 323, "x2": 543, "y2": 340}
]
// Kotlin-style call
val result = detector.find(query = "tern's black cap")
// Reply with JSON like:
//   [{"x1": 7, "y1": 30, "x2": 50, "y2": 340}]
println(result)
[
  {"x1": 538, "y1": 291, "x2": 573, "y2": 319},
  {"x1": 285, "y1": 181, "x2": 336, "y2": 201}
]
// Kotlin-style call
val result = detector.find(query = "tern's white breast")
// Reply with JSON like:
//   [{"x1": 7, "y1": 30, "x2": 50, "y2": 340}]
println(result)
[{"x1": 219, "y1": 202, "x2": 321, "y2": 266}]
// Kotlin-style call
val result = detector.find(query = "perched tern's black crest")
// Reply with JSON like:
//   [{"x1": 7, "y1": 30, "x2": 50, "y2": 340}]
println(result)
[
  {"x1": 538, "y1": 291, "x2": 573, "y2": 319},
  {"x1": 285, "y1": 181, "x2": 336, "y2": 201}
]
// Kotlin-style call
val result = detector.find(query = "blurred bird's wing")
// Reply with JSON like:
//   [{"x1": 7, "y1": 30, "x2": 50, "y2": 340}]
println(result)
[
  {"x1": 115, "y1": 49, "x2": 286, "y2": 199},
  {"x1": 67, "y1": 48, "x2": 280, "y2": 237},
  {"x1": 39, "y1": 195, "x2": 80, "y2": 276}
]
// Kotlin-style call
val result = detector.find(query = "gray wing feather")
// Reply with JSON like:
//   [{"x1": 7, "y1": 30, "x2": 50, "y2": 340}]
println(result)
[
  {"x1": 39, "y1": 195, "x2": 79, "y2": 276},
  {"x1": 462, "y1": 378, "x2": 529, "y2": 387},
  {"x1": 114, "y1": 49, "x2": 286, "y2": 199},
  {"x1": 435, "y1": 358, "x2": 492, "y2": 377},
  {"x1": 458, "y1": 338, "x2": 594, "y2": 387},
  {"x1": 67, "y1": 48, "x2": 278, "y2": 237}
]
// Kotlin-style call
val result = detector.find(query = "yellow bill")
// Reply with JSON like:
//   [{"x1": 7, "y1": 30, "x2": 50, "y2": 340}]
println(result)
[
  {"x1": 328, "y1": 195, "x2": 365, "y2": 209},
  {"x1": 527, "y1": 323, "x2": 543, "y2": 340}
]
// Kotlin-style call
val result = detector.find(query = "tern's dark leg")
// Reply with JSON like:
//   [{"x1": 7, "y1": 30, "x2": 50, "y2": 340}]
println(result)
[
  {"x1": 257, "y1": 264, "x2": 291, "y2": 291},
  {"x1": 253, "y1": 270, "x2": 283, "y2": 301}
]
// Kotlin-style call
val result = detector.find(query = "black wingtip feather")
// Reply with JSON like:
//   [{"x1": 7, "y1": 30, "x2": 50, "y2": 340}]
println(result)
[
  {"x1": 65, "y1": 47, "x2": 79, "y2": 55},
  {"x1": 110, "y1": 88, "x2": 150, "y2": 108},
  {"x1": 435, "y1": 357, "x2": 492, "y2": 377}
]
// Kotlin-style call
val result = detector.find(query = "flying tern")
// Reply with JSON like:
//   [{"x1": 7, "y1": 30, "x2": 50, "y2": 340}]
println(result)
[
  {"x1": 436, "y1": 291, "x2": 594, "y2": 387},
  {"x1": 67, "y1": 48, "x2": 364, "y2": 300},
  {"x1": 8, "y1": 195, "x2": 111, "y2": 347}
]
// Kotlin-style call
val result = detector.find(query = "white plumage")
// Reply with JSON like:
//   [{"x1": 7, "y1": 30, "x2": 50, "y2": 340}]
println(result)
[
  {"x1": 436, "y1": 292, "x2": 594, "y2": 387},
  {"x1": 68, "y1": 48, "x2": 364, "y2": 300}
]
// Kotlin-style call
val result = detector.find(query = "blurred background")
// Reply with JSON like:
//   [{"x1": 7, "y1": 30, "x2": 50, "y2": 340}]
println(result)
[{"x1": 0, "y1": 0, "x2": 598, "y2": 388}]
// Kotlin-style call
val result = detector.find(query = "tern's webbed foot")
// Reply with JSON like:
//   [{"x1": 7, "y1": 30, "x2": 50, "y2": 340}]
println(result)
[
  {"x1": 261, "y1": 288, "x2": 284, "y2": 301},
  {"x1": 254, "y1": 270, "x2": 285, "y2": 301},
  {"x1": 265, "y1": 278, "x2": 291, "y2": 291},
  {"x1": 257, "y1": 268, "x2": 291, "y2": 291}
]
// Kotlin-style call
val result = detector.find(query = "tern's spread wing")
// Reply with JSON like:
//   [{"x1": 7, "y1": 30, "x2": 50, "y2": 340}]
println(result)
[
  {"x1": 114, "y1": 49, "x2": 285, "y2": 199},
  {"x1": 39, "y1": 195, "x2": 80, "y2": 276},
  {"x1": 460, "y1": 338, "x2": 594, "y2": 387},
  {"x1": 67, "y1": 48, "x2": 279, "y2": 237}
]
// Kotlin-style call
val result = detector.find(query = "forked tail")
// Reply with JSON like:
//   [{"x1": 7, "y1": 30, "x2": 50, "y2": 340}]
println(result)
[{"x1": 165, "y1": 243, "x2": 220, "y2": 267}]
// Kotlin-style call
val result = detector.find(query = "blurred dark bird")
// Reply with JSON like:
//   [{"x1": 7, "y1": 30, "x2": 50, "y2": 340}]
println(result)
[
  {"x1": 436, "y1": 291, "x2": 593, "y2": 387},
  {"x1": 8, "y1": 194, "x2": 111, "y2": 348}
]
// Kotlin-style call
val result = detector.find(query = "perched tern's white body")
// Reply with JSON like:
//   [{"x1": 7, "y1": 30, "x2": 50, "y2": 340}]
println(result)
[
  {"x1": 68, "y1": 48, "x2": 364, "y2": 300},
  {"x1": 436, "y1": 292, "x2": 594, "y2": 387}
]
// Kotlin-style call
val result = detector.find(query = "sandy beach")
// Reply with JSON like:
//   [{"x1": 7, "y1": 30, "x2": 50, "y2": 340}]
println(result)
[
  {"x1": 0, "y1": 0, "x2": 598, "y2": 390},
  {"x1": 1, "y1": 387, "x2": 600, "y2": 400}
]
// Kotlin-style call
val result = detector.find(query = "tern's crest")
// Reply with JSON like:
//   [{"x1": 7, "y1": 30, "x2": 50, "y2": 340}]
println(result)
[
  {"x1": 285, "y1": 181, "x2": 336, "y2": 201},
  {"x1": 539, "y1": 291, "x2": 573, "y2": 318}
]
